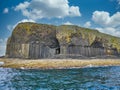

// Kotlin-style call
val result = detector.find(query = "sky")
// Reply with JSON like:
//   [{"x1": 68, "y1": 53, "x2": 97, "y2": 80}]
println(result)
[{"x1": 0, "y1": 0, "x2": 120, "y2": 56}]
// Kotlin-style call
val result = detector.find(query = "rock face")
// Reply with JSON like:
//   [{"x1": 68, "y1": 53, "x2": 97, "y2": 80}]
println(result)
[{"x1": 6, "y1": 22, "x2": 120, "y2": 59}]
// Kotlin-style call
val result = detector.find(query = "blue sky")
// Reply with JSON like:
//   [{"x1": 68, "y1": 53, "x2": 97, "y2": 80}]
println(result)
[{"x1": 0, "y1": 0, "x2": 120, "y2": 56}]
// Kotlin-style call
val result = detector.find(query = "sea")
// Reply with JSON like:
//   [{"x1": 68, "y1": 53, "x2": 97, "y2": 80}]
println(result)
[{"x1": 0, "y1": 66, "x2": 120, "y2": 90}]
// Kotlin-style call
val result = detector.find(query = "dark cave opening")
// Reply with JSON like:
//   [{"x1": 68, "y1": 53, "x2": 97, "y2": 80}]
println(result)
[{"x1": 56, "y1": 48, "x2": 60, "y2": 54}]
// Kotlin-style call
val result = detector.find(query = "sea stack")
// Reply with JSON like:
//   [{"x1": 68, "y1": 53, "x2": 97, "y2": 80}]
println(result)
[{"x1": 6, "y1": 22, "x2": 120, "y2": 59}]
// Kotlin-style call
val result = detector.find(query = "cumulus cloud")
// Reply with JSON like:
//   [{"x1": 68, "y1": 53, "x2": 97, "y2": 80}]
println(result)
[
  {"x1": 92, "y1": 11, "x2": 120, "y2": 27},
  {"x1": 0, "y1": 38, "x2": 7, "y2": 56},
  {"x1": 84, "y1": 21, "x2": 91, "y2": 28},
  {"x1": 92, "y1": 11, "x2": 120, "y2": 37},
  {"x1": 14, "y1": 0, "x2": 81, "y2": 20},
  {"x1": 3, "y1": 8, "x2": 9, "y2": 14},
  {"x1": 63, "y1": 21, "x2": 74, "y2": 25},
  {"x1": 15, "y1": 2, "x2": 30, "y2": 10}
]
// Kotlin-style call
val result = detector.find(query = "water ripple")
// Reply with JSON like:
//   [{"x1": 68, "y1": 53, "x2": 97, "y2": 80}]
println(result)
[{"x1": 0, "y1": 66, "x2": 120, "y2": 89}]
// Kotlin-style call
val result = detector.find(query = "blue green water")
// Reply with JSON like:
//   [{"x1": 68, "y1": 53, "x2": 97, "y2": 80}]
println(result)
[{"x1": 0, "y1": 66, "x2": 120, "y2": 90}]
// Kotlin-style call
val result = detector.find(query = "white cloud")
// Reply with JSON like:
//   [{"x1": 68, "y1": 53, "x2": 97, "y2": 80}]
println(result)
[
  {"x1": 92, "y1": 11, "x2": 120, "y2": 27},
  {"x1": 84, "y1": 21, "x2": 91, "y2": 28},
  {"x1": 92, "y1": 11, "x2": 120, "y2": 37},
  {"x1": 15, "y1": 2, "x2": 30, "y2": 10},
  {"x1": 14, "y1": 0, "x2": 81, "y2": 20},
  {"x1": 69, "y1": 6, "x2": 81, "y2": 17},
  {"x1": 92, "y1": 11, "x2": 110, "y2": 27},
  {"x1": 63, "y1": 21, "x2": 74, "y2": 25},
  {"x1": 3, "y1": 8, "x2": 9, "y2": 14},
  {"x1": 0, "y1": 38, "x2": 7, "y2": 56}
]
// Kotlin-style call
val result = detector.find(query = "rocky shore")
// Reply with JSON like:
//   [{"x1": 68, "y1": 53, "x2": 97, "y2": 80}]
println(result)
[{"x1": 0, "y1": 58, "x2": 120, "y2": 69}]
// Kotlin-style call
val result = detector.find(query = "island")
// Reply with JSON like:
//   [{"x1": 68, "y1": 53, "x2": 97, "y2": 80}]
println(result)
[{"x1": 0, "y1": 22, "x2": 120, "y2": 69}]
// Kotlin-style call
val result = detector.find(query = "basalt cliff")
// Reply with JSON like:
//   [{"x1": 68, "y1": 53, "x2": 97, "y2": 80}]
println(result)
[{"x1": 6, "y1": 22, "x2": 120, "y2": 59}]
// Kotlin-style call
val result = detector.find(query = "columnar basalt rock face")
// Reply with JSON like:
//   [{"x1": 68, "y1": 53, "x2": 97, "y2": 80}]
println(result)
[
  {"x1": 6, "y1": 23, "x2": 60, "y2": 58},
  {"x1": 6, "y1": 22, "x2": 120, "y2": 59}
]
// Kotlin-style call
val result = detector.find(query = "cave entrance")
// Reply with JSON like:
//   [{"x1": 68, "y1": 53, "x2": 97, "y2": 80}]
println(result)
[{"x1": 56, "y1": 48, "x2": 60, "y2": 54}]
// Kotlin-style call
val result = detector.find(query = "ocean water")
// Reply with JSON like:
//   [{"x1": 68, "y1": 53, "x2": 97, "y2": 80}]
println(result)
[{"x1": 0, "y1": 66, "x2": 120, "y2": 90}]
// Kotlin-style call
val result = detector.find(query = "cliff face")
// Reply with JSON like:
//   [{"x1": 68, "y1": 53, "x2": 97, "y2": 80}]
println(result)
[{"x1": 6, "y1": 22, "x2": 120, "y2": 58}]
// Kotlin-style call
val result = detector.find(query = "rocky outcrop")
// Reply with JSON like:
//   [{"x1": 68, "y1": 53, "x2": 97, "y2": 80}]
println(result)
[{"x1": 6, "y1": 22, "x2": 120, "y2": 59}]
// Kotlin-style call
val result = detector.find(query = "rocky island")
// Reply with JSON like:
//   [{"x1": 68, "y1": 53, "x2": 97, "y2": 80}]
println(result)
[
  {"x1": 6, "y1": 22, "x2": 120, "y2": 59},
  {"x1": 0, "y1": 22, "x2": 120, "y2": 69}
]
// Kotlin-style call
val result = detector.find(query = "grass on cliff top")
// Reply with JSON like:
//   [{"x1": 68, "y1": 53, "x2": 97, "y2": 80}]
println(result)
[{"x1": 0, "y1": 58, "x2": 120, "y2": 69}]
